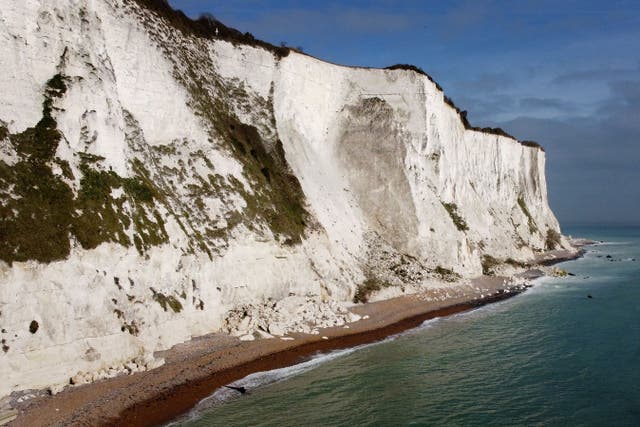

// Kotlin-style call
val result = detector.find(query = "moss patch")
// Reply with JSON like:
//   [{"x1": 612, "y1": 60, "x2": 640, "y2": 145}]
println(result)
[
  {"x1": 0, "y1": 160, "x2": 75, "y2": 263},
  {"x1": 0, "y1": 75, "x2": 75, "y2": 263},
  {"x1": 72, "y1": 167, "x2": 129, "y2": 249},
  {"x1": 72, "y1": 161, "x2": 167, "y2": 253},
  {"x1": 517, "y1": 197, "x2": 538, "y2": 234},
  {"x1": 177, "y1": 58, "x2": 309, "y2": 245},
  {"x1": 151, "y1": 289, "x2": 183, "y2": 313},
  {"x1": 441, "y1": 202, "x2": 468, "y2": 232},
  {"x1": 55, "y1": 158, "x2": 74, "y2": 180},
  {"x1": 228, "y1": 124, "x2": 308, "y2": 243},
  {"x1": 0, "y1": 72, "x2": 169, "y2": 264}
]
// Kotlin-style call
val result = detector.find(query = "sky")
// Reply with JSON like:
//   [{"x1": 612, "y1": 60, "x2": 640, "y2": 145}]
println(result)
[{"x1": 168, "y1": 0, "x2": 640, "y2": 227}]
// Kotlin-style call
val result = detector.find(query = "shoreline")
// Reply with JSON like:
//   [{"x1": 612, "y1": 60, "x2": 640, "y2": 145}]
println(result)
[
  {"x1": 8, "y1": 249, "x2": 584, "y2": 427},
  {"x1": 123, "y1": 290, "x2": 523, "y2": 427}
]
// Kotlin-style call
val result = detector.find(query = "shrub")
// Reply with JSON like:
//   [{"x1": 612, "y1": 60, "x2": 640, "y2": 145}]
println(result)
[
  {"x1": 385, "y1": 64, "x2": 444, "y2": 91},
  {"x1": 353, "y1": 278, "x2": 386, "y2": 303},
  {"x1": 121, "y1": 322, "x2": 139, "y2": 336},
  {"x1": 481, "y1": 255, "x2": 500, "y2": 276},
  {"x1": 545, "y1": 229, "x2": 562, "y2": 250},
  {"x1": 434, "y1": 266, "x2": 460, "y2": 282}
]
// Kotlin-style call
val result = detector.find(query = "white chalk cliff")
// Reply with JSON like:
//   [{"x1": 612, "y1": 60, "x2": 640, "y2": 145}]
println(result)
[{"x1": 0, "y1": 0, "x2": 570, "y2": 396}]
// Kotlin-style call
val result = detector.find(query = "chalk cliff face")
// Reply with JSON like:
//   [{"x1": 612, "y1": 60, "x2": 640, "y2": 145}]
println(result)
[{"x1": 0, "y1": 0, "x2": 569, "y2": 396}]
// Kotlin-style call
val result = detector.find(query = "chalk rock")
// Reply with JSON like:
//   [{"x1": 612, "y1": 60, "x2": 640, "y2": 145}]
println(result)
[
  {"x1": 146, "y1": 357, "x2": 165, "y2": 370},
  {"x1": 347, "y1": 312, "x2": 362, "y2": 323},
  {"x1": 254, "y1": 329, "x2": 274, "y2": 339},
  {"x1": 268, "y1": 323, "x2": 286, "y2": 337},
  {"x1": 48, "y1": 384, "x2": 66, "y2": 396}
]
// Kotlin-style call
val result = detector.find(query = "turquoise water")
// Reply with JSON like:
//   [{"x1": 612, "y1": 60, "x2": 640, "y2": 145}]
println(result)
[{"x1": 179, "y1": 227, "x2": 640, "y2": 426}]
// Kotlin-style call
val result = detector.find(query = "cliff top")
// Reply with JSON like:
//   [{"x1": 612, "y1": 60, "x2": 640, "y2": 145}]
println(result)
[{"x1": 131, "y1": 0, "x2": 543, "y2": 152}]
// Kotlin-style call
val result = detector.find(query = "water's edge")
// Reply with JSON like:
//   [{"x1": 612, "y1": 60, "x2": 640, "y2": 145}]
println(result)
[{"x1": 127, "y1": 251, "x2": 584, "y2": 427}]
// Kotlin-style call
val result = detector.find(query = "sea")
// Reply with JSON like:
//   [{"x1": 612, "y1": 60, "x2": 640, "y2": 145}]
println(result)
[{"x1": 177, "y1": 226, "x2": 640, "y2": 427}]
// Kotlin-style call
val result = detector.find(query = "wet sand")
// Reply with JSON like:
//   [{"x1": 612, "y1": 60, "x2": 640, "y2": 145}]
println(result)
[{"x1": 9, "y1": 249, "x2": 583, "y2": 427}]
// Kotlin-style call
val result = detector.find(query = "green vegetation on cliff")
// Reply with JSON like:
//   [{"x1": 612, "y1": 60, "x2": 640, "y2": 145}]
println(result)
[
  {"x1": 546, "y1": 229, "x2": 562, "y2": 250},
  {"x1": 174, "y1": 49, "x2": 309, "y2": 245},
  {"x1": 517, "y1": 197, "x2": 538, "y2": 234},
  {"x1": 442, "y1": 202, "x2": 468, "y2": 232},
  {"x1": 0, "y1": 73, "x2": 168, "y2": 264},
  {"x1": 353, "y1": 278, "x2": 388, "y2": 303}
]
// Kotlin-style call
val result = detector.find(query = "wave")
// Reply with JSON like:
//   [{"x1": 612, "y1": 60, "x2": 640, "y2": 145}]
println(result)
[{"x1": 592, "y1": 241, "x2": 632, "y2": 246}]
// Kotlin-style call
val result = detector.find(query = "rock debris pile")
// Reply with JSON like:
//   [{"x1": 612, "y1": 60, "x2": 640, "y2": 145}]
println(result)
[{"x1": 222, "y1": 296, "x2": 362, "y2": 340}]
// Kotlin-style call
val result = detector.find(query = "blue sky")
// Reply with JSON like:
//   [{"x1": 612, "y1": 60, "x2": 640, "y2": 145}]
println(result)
[{"x1": 168, "y1": 0, "x2": 640, "y2": 227}]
